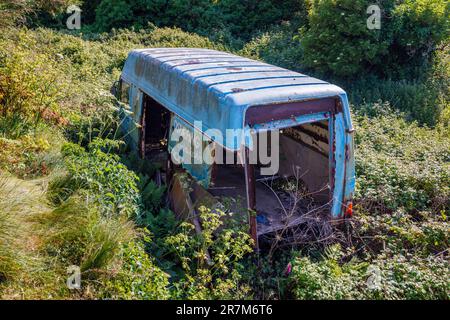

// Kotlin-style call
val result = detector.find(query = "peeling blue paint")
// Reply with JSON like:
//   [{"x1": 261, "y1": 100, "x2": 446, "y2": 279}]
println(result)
[{"x1": 118, "y1": 48, "x2": 355, "y2": 218}]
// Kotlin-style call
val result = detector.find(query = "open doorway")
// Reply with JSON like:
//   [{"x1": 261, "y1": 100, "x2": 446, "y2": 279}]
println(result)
[
  {"x1": 140, "y1": 93, "x2": 172, "y2": 185},
  {"x1": 141, "y1": 94, "x2": 171, "y2": 162},
  {"x1": 254, "y1": 120, "x2": 332, "y2": 237},
  {"x1": 206, "y1": 119, "x2": 332, "y2": 238}
]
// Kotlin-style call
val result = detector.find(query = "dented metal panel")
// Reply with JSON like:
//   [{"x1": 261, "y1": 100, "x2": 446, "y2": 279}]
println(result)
[
  {"x1": 168, "y1": 115, "x2": 213, "y2": 187},
  {"x1": 121, "y1": 48, "x2": 346, "y2": 151},
  {"x1": 119, "y1": 48, "x2": 355, "y2": 219}
]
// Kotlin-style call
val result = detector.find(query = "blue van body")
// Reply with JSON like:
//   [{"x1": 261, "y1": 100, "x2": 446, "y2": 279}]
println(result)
[{"x1": 117, "y1": 48, "x2": 355, "y2": 231}]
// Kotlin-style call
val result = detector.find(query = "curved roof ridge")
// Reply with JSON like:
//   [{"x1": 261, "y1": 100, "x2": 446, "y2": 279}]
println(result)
[{"x1": 121, "y1": 48, "x2": 346, "y2": 151}]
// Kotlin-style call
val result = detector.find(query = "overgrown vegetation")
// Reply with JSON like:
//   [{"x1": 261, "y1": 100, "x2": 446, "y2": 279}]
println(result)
[{"x1": 0, "y1": 0, "x2": 448, "y2": 300}]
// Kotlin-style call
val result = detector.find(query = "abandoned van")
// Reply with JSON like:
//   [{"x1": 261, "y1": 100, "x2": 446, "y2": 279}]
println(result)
[{"x1": 113, "y1": 48, "x2": 355, "y2": 248}]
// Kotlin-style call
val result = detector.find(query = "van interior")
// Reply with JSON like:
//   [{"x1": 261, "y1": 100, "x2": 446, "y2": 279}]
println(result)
[{"x1": 140, "y1": 93, "x2": 332, "y2": 237}]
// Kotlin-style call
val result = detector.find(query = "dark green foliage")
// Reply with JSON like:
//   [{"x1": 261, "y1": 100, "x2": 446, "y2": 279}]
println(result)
[
  {"x1": 346, "y1": 77, "x2": 446, "y2": 126},
  {"x1": 387, "y1": 0, "x2": 450, "y2": 78},
  {"x1": 240, "y1": 23, "x2": 305, "y2": 71},
  {"x1": 92, "y1": 0, "x2": 304, "y2": 41},
  {"x1": 301, "y1": 0, "x2": 449, "y2": 79},
  {"x1": 302, "y1": 0, "x2": 389, "y2": 77},
  {"x1": 94, "y1": 0, "x2": 134, "y2": 32}
]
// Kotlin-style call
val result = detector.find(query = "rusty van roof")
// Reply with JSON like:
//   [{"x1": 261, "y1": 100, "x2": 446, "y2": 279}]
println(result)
[{"x1": 121, "y1": 48, "x2": 348, "y2": 149}]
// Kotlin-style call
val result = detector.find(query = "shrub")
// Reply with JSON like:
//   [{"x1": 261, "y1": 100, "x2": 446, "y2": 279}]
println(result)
[
  {"x1": 301, "y1": 0, "x2": 449, "y2": 78},
  {"x1": 387, "y1": 0, "x2": 450, "y2": 77},
  {"x1": 53, "y1": 139, "x2": 141, "y2": 217},
  {"x1": 164, "y1": 206, "x2": 254, "y2": 299},
  {"x1": 94, "y1": 0, "x2": 134, "y2": 32},
  {"x1": 240, "y1": 24, "x2": 304, "y2": 71},
  {"x1": 354, "y1": 103, "x2": 450, "y2": 213},
  {"x1": 290, "y1": 244, "x2": 449, "y2": 300},
  {"x1": 105, "y1": 26, "x2": 226, "y2": 51},
  {"x1": 103, "y1": 241, "x2": 170, "y2": 300},
  {"x1": 0, "y1": 32, "x2": 70, "y2": 137},
  {"x1": 302, "y1": 0, "x2": 389, "y2": 77}
]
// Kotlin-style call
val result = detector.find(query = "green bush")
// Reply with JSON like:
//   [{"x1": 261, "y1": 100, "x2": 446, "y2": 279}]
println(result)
[
  {"x1": 56, "y1": 139, "x2": 141, "y2": 217},
  {"x1": 240, "y1": 24, "x2": 304, "y2": 71},
  {"x1": 301, "y1": 0, "x2": 449, "y2": 78},
  {"x1": 103, "y1": 241, "x2": 170, "y2": 300},
  {"x1": 290, "y1": 244, "x2": 449, "y2": 300},
  {"x1": 164, "y1": 206, "x2": 254, "y2": 299},
  {"x1": 354, "y1": 103, "x2": 450, "y2": 213},
  {"x1": 94, "y1": 0, "x2": 134, "y2": 32},
  {"x1": 302, "y1": 0, "x2": 389, "y2": 77},
  {"x1": 92, "y1": 0, "x2": 304, "y2": 41},
  {"x1": 387, "y1": 0, "x2": 450, "y2": 77}
]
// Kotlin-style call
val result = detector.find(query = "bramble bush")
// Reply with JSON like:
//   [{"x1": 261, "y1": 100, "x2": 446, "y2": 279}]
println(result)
[
  {"x1": 301, "y1": 0, "x2": 390, "y2": 78},
  {"x1": 290, "y1": 244, "x2": 449, "y2": 300},
  {"x1": 354, "y1": 102, "x2": 450, "y2": 214}
]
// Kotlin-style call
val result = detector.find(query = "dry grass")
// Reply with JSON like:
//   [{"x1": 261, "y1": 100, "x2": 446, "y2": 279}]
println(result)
[{"x1": 0, "y1": 173, "x2": 70, "y2": 299}]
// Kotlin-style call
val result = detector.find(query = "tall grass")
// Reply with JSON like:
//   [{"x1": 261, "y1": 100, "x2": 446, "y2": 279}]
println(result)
[
  {"x1": 0, "y1": 178, "x2": 22, "y2": 283},
  {"x1": 39, "y1": 195, "x2": 136, "y2": 273}
]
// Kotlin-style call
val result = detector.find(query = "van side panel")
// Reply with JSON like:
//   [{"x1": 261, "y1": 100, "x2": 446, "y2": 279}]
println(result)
[
  {"x1": 119, "y1": 82, "x2": 143, "y2": 153},
  {"x1": 338, "y1": 94, "x2": 356, "y2": 216},
  {"x1": 331, "y1": 113, "x2": 346, "y2": 218}
]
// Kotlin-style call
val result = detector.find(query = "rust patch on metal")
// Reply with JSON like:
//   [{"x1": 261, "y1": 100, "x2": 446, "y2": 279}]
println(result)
[{"x1": 244, "y1": 148, "x2": 258, "y2": 249}]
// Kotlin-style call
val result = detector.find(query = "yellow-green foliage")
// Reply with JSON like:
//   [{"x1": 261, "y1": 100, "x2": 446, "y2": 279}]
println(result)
[
  {"x1": 165, "y1": 206, "x2": 254, "y2": 299},
  {"x1": 0, "y1": 31, "x2": 71, "y2": 136}
]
